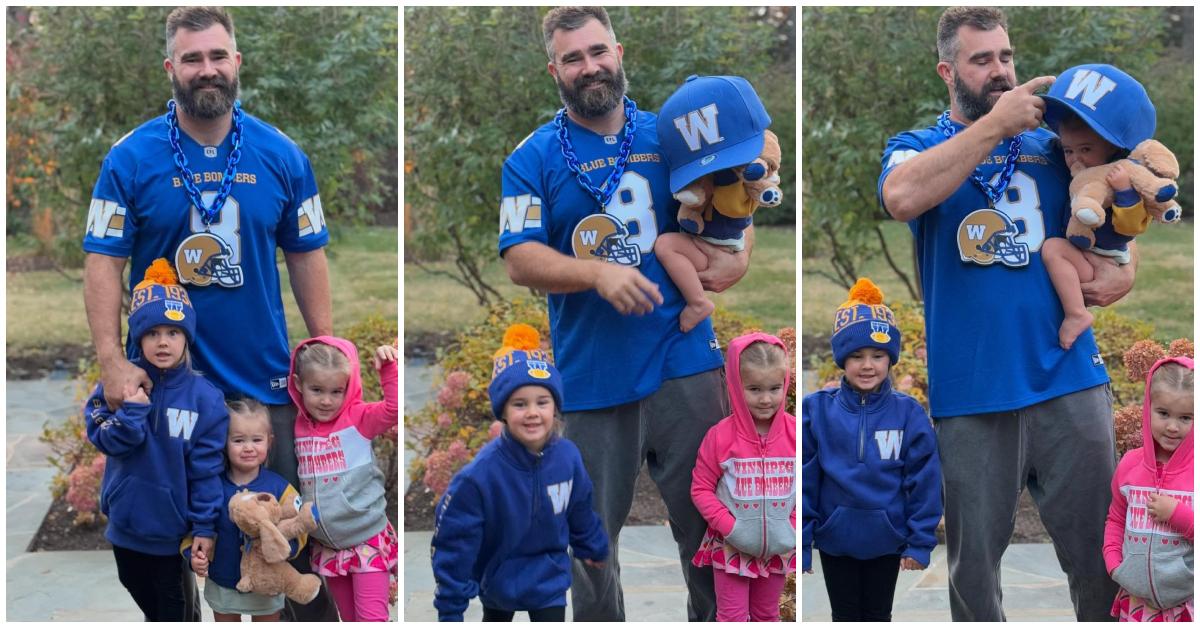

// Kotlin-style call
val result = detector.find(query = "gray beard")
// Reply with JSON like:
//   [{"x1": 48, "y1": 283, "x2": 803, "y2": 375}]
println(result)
[
  {"x1": 556, "y1": 64, "x2": 628, "y2": 119},
  {"x1": 171, "y1": 73, "x2": 239, "y2": 120}
]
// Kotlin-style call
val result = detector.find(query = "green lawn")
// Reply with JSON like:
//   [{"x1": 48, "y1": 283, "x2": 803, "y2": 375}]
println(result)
[
  {"x1": 404, "y1": 225, "x2": 798, "y2": 335},
  {"x1": 802, "y1": 220, "x2": 1194, "y2": 342},
  {"x1": 5, "y1": 226, "x2": 398, "y2": 357}
]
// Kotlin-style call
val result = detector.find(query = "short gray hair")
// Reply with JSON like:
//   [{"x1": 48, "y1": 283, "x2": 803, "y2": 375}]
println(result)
[
  {"x1": 937, "y1": 6, "x2": 1007, "y2": 63},
  {"x1": 165, "y1": 6, "x2": 236, "y2": 60},
  {"x1": 542, "y1": 6, "x2": 615, "y2": 62}
]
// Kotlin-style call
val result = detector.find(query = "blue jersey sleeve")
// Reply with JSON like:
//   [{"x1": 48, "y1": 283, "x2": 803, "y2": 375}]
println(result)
[
  {"x1": 877, "y1": 131, "x2": 928, "y2": 219},
  {"x1": 275, "y1": 148, "x2": 329, "y2": 253},
  {"x1": 498, "y1": 141, "x2": 550, "y2": 256},
  {"x1": 83, "y1": 152, "x2": 138, "y2": 257}
]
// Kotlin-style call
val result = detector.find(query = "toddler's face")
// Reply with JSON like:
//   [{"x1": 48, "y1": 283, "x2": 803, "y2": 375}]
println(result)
[
  {"x1": 1150, "y1": 389, "x2": 1193, "y2": 456},
  {"x1": 227, "y1": 413, "x2": 270, "y2": 475},
  {"x1": 140, "y1": 324, "x2": 187, "y2": 369},
  {"x1": 295, "y1": 367, "x2": 349, "y2": 423},
  {"x1": 843, "y1": 348, "x2": 890, "y2": 394},
  {"x1": 741, "y1": 365, "x2": 786, "y2": 423},
  {"x1": 1059, "y1": 121, "x2": 1119, "y2": 172},
  {"x1": 502, "y1": 385, "x2": 556, "y2": 453}
]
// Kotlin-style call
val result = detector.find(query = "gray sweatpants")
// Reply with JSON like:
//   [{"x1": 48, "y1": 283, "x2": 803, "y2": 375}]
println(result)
[
  {"x1": 562, "y1": 368, "x2": 729, "y2": 622},
  {"x1": 936, "y1": 383, "x2": 1119, "y2": 621}
]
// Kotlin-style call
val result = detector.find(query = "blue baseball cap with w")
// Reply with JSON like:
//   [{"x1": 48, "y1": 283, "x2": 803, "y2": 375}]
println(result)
[
  {"x1": 657, "y1": 75, "x2": 771, "y2": 193},
  {"x1": 1042, "y1": 64, "x2": 1156, "y2": 151}
]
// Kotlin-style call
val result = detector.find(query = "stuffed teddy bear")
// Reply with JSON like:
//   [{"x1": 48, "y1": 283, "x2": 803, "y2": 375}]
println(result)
[
  {"x1": 227, "y1": 490, "x2": 321, "y2": 604},
  {"x1": 1065, "y1": 138, "x2": 1182, "y2": 251},
  {"x1": 675, "y1": 129, "x2": 783, "y2": 239}
]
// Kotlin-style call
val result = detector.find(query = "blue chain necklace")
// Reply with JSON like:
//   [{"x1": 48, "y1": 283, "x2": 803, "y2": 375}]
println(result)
[
  {"x1": 555, "y1": 96, "x2": 638, "y2": 210},
  {"x1": 937, "y1": 110, "x2": 1022, "y2": 207},
  {"x1": 166, "y1": 99, "x2": 244, "y2": 227}
]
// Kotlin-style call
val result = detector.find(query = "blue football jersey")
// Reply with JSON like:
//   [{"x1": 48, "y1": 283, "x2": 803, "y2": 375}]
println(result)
[
  {"x1": 84, "y1": 112, "x2": 329, "y2": 404},
  {"x1": 498, "y1": 110, "x2": 724, "y2": 412},
  {"x1": 877, "y1": 119, "x2": 1109, "y2": 418}
]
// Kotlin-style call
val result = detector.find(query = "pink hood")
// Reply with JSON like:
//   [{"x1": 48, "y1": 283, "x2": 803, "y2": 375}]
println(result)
[
  {"x1": 725, "y1": 332, "x2": 794, "y2": 445},
  {"x1": 288, "y1": 335, "x2": 365, "y2": 431},
  {"x1": 1140, "y1": 356, "x2": 1194, "y2": 478}
]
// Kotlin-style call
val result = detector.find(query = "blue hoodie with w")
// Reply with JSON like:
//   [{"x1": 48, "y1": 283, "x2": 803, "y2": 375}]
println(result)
[
  {"x1": 801, "y1": 376, "x2": 942, "y2": 571},
  {"x1": 84, "y1": 356, "x2": 228, "y2": 556},
  {"x1": 431, "y1": 430, "x2": 608, "y2": 621}
]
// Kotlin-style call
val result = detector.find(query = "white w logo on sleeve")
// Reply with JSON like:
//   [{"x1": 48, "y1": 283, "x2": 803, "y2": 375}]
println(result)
[
  {"x1": 672, "y1": 104, "x2": 724, "y2": 152},
  {"x1": 875, "y1": 430, "x2": 904, "y2": 461},
  {"x1": 1063, "y1": 69, "x2": 1118, "y2": 110},
  {"x1": 167, "y1": 408, "x2": 199, "y2": 440},
  {"x1": 546, "y1": 479, "x2": 573, "y2": 515}
]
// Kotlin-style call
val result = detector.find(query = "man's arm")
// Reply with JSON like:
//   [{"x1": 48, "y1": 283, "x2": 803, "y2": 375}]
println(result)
[
  {"x1": 1081, "y1": 241, "x2": 1137, "y2": 307},
  {"x1": 882, "y1": 76, "x2": 1056, "y2": 222},
  {"x1": 283, "y1": 248, "x2": 333, "y2": 337},
  {"x1": 695, "y1": 224, "x2": 753, "y2": 293},
  {"x1": 84, "y1": 252, "x2": 150, "y2": 409},
  {"x1": 503, "y1": 241, "x2": 662, "y2": 315}
]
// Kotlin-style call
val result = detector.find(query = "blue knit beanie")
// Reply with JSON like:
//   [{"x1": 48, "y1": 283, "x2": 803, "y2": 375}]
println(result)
[
  {"x1": 488, "y1": 324, "x2": 563, "y2": 420},
  {"x1": 128, "y1": 258, "x2": 196, "y2": 347},
  {"x1": 831, "y1": 278, "x2": 900, "y2": 368}
]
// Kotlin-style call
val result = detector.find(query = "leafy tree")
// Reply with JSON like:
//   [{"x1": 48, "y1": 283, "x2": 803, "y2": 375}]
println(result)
[
  {"x1": 405, "y1": 6, "x2": 795, "y2": 305},
  {"x1": 803, "y1": 7, "x2": 1191, "y2": 295},
  {"x1": 6, "y1": 6, "x2": 397, "y2": 267}
]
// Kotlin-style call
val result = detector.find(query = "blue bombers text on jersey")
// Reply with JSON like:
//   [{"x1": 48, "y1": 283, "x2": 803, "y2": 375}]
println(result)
[
  {"x1": 877, "y1": 119, "x2": 1109, "y2": 418},
  {"x1": 84, "y1": 112, "x2": 329, "y2": 404},
  {"x1": 498, "y1": 109, "x2": 723, "y2": 412}
]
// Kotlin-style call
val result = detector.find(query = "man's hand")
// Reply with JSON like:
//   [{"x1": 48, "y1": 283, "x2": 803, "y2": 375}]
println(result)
[
  {"x1": 102, "y1": 358, "x2": 152, "y2": 411},
  {"x1": 1147, "y1": 493, "x2": 1179, "y2": 523},
  {"x1": 1081, "y1": 253, "x2": 1135, "y2": 307},
  {"x1": 981, "y1": 76, "x2": 1056, "y2": 138},
  {"x1": 373, "y1": 344, "x2": 399, "y2": 371},
  {"x1": 694, "y1": 238, "x2": 750, "y2": 293},
  {"x1": 594, "y1": 263, "x2": 663, "y2": 315}
]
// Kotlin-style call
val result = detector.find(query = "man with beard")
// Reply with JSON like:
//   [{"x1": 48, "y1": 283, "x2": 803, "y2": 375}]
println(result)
[
  {"x1": 494, "y1": 6, "x2": 751, "y2": 622},
  {"x1": 82, "y1": 6, "x2": 337, "y2": 621},
  {"x1": 876, "y1": 6, "x2": 1134, "y2": 621}
]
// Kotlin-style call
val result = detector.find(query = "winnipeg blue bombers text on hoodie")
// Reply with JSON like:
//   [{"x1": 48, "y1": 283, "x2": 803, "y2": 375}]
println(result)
[{"x1": 430, "y1": 430, "x2": 608, "y2": 621}]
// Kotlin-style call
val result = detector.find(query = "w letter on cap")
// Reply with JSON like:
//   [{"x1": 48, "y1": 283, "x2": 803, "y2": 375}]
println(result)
[
  {"x1": 673, "y1": 104, "x2": 723, "y2": 152},
  {"x1": 1064, "y1": 69, "x2": 1117, "y2": 110}
]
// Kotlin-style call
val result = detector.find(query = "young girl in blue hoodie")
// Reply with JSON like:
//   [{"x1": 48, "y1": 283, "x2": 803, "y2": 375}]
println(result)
[
  {"x1": 431, "y1": 324, "x2": 609, "y2": 622},
  {"x1": 85, "y1": 259, "x2": 228, "y2": 621},
  {"x1": 802, "y1": 279, "x2": 942, "y2": 621}
]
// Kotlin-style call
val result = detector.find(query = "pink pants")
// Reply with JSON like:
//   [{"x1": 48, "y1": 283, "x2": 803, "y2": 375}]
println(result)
[
  {"x1": 325, "y1": 571, "x2": 391, "y2": 622},
  {"x1": 713, "y1": 569, "x2": 788, "y2": 622}
]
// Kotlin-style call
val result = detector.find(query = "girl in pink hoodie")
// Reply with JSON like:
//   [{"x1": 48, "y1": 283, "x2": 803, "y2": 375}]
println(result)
[
  {"x1": 289, "y1": 336, "x2": 398, "y2": 621},
  {"x1": 1103, "y1": 356, "x2": 1193, "y2": 622},
  {"x1": 691, "y1": 332, "x2": 797, "y2": 622}
]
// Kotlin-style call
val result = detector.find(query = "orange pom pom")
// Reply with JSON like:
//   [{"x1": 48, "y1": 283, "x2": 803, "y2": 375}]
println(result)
[
  {"x1": 134, "y1": 258, "x2": 179, "y2": 290},
  {"x1": 847, "y1": 278, "x2": 883, "y2": 305},
  {"x1": 502, "y1": 324, "x2": 540, "y2": 351}
]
